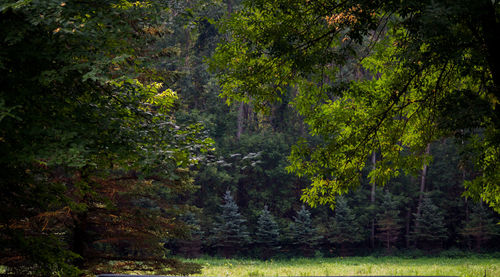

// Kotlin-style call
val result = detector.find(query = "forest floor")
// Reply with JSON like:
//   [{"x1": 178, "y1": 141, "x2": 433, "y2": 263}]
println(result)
[{"x1": 188, "y1": 256, "x2": 499, "y2": 277}]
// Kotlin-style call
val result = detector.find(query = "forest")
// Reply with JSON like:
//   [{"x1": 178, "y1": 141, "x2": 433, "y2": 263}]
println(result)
[{"x1": 0, "y1": 0, "x2": 499, "y2": 276}]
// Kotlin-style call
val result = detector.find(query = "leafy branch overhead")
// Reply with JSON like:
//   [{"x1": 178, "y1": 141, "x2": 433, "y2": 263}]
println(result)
[{"x1": 210, "y1": 0, "x2": 500, "y2": 211}]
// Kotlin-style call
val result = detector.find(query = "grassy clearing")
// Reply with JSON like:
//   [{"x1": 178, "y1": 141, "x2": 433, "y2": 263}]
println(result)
[{"x1": 188, "y1": 256, "x2": 499, "y2": 277}]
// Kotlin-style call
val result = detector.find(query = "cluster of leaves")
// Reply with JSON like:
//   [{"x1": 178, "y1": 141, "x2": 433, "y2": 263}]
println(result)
[
  {"x1": 210, "y1": 0, "x2": 500, "y2": 213},
  {"x1": 0, "y1": 0, "x2": 212, "y2": 275}
]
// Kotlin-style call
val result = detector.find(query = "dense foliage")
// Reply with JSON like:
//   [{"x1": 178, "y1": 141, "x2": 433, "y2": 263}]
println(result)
[
  {"x1": 375, "y1": 192, "x2": 401, "y2": 252},
  {"x1": 211, "y1": 190, "x2": 250, "y2": 257},
  {"x1": 210, "y1": 0, "x2": 500, "y2": 212},
  {"x1": 1, "y1": 0, "x2": 500, "y2": 275},
  {"x1": 289, "y1": 205, "x2": 318, "y2": 256},
  {"x1": 413, "y1": 196, "x2": 448, "y2": 249},
  {"x1": 0, "y1": 0, "x2": 211, "y2": 275},
  {"x1": 255, "y1": 205, "x2": 281, "y2": 259}
]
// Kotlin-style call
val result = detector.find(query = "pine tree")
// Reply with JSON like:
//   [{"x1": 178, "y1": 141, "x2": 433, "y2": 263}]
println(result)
[
  {"x1": 289, "y1": 205, "x2": 318, "y2": 256},
  {"x1": 413, "y1": 196, "x2": 448, "y2": 250},
  {"x1": 255, "y1": 205, "x2": 281, "y2": 259},
  {"x1": 177, "y1": 212, "x2": 203, "y2": 258},
  {"x1": 375, "y1": 192, "x2": 401, "y2": 252},
  {"x1": 461, "y1": 203, "x2": 499, "y2": 251},
  {"x1": 212, "y1": 190, "x2": 250, "y2": 257},
  {"x1": 326, "y1": 197, "x2": 363, "y2": 255}
]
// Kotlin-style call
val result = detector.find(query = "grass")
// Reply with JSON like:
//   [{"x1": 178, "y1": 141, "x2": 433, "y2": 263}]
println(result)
[{"x1": 187, "y1": 256, "x2": 500, "y2": 277}]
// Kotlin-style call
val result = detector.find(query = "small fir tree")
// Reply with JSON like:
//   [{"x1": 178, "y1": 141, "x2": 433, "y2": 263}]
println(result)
[
  {"x1": 177, "y1": 212, "x2": 203, "y2": 258},
  {"x1": 375, "y1": 192, "x2": 401, "y2": 252},
  {"x1": 255, "y1": 205, "x2": 281, "y2": 259},
  {"x1": 413, "y1": 196, "x2": 448, "y2": 250},
  {"x1": 326, "y1": 197, "x2": 363, "y2": 255},
  {"x1": 461, "y1": 203, "x2": 499, "y2": 251},
  {"x1": 289, "y1": 205, "x2": 318, "y2": 256},
  {"x1": 212, "y1": 190, "x2": 250, "y2": 257}
]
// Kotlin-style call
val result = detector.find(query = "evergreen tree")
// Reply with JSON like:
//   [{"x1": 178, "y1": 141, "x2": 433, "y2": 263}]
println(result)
[
  {"x1": 289, "y1": 205, "x2": 318, "y2": 256},
  {"x1": 0, "y1": 0, "x2": 210, "y2": 274},
  {"x1": 413, "y1": 196, "x2": 448, "y2": 250},
  {"x1": 375, "y1": 192, "x2": 401, "y2": 252},
  {"x1": 326, "y1": 197, "x2": 363, "y2": 255},
  {"x1": 177, "y1": 212, "x2": 204, "y2": 258},
  {"x1": 461, "y1": 203, "x2": 499, "y2": 251},
  {"x1": 212, "y1": 190, "x2": 250, "y2": 257},
  {"x1": 255, "y1": 205, "x2": 281, "y2": 259}
]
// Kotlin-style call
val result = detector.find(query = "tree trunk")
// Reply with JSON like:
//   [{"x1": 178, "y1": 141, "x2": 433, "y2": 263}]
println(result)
[
  {"x1": 370, "y1": 151, "x2": 376, "y2": 249},
  {"x1": 463, "y1": 168, "x2": 472, "y2": 250},
  {"x1": 72, "y1": 211, "x2": 88, "y2": 267},
  {"x1": 414, "y1": 143, "x2": 430, "y2": 247},
  {"x1": 184, "y1": 29, "x2": 191, "y2": 69},
  {"x1": 386, "y1": 231, "x2": 390, "y2": 250},
  {"x1": 465, "y1": 195, "x2": 471, "y2": 250},
  {"x1": 236, "y1": 102, "x2": 244, "y2": 140},
  {"x1": 476, "y1": 222, "x2": 482, "y2": 251},
  {"x1": 405, "y1": 207, "x2": 411, "y2": 248},
  {"x1": 415, "y1": 143, "x2": 431, "y2": 224}
]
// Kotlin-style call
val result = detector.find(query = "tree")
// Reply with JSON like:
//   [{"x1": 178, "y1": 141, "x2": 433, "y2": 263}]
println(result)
[
  {"x1": 0, "y1": 0, "x2": 211, "y2": 275},
  {"x1": 288, "y1": 205, "x2": 318, "y2": 256},
  {"x1": 212, "y1": 190, "x2": 250, "y2": 257},
  {"x1": 413, "y1": 196, "x2": 448, "y2": 250},
  {"x1": 210, "y1": 0, "x2": 500, "y2": 213},
  {"x1": 254, "y1": 205, "x2": 281, "y2": 259},
  {"x1": 461, "y1": 203, "x2": 499, "y2": 251},
  {"x1": 375, "y1": 192, "x2": 401, "y2": 252},
  {"x1": 176, "y1": 212, "x2": 204, "y2": 258},
  {"x1": 325, "y1": 197, "x2": 363, "y2": 255}
]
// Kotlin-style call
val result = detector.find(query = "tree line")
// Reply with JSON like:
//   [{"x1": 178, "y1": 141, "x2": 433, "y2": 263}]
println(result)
[{"x1": 172, "y1": 155, "x2": 499, "y2": 259}]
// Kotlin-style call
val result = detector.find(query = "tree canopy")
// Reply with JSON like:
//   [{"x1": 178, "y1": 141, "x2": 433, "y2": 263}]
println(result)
[
  {"x1": 210, "y1": 0, "x2": 500, "y2": 211},
  {"x1": 0, "y1": 0, "x2": 211, "y2": 275}
]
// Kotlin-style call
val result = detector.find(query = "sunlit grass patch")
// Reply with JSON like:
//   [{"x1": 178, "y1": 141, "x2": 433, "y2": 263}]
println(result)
[{"x1": 187, "y1": 256, "x2": 500, "y2": 277}]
